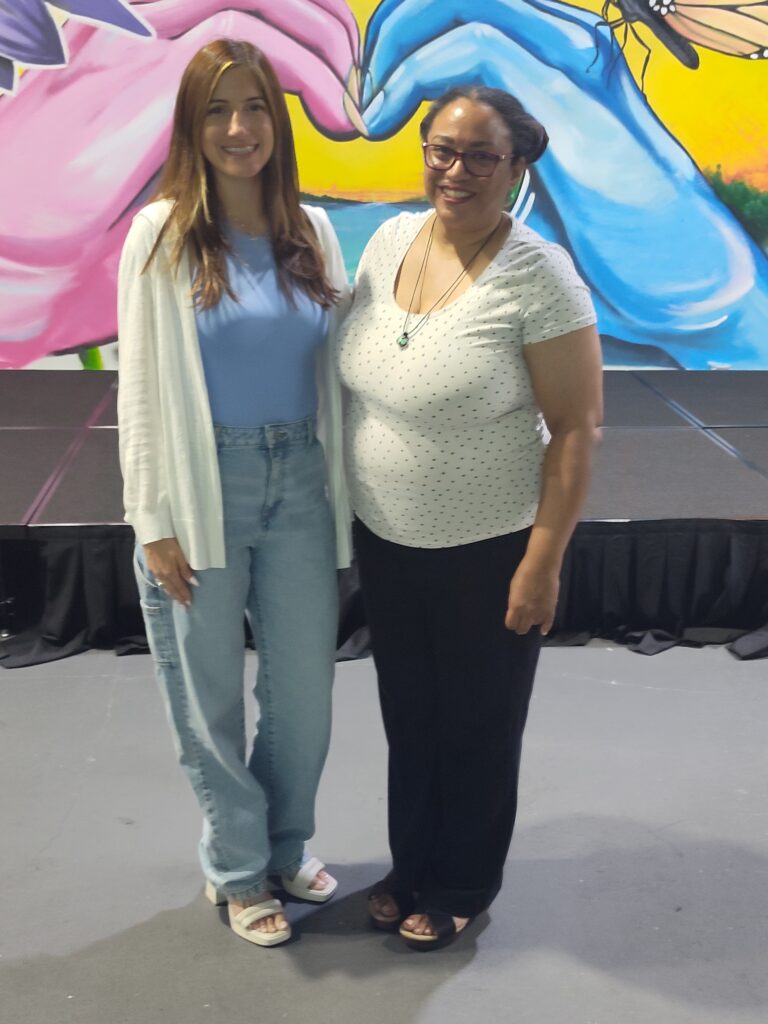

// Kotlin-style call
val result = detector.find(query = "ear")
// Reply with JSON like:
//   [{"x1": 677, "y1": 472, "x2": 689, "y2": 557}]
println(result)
[
  {"x1": 505, "y1": 159, "x2": 526, "y2": 209},
  {"x1": 509, "y1": 156, "x2": 526, "y2": 187}
]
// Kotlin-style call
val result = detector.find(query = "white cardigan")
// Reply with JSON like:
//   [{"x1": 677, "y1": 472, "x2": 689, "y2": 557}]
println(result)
[{"x1": 117, "y1": 199, "x2": 352, "y2": 570}]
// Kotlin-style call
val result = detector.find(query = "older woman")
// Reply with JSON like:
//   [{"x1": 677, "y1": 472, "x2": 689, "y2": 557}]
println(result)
[{"x1": 337, "y1": 86, "x2": 602, "y2": 950}]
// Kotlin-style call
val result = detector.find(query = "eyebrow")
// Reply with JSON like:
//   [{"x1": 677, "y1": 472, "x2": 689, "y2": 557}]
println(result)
[
  {"x1": 430, "y1": 134, "x2": 497, "y2": 148},
  {"x1": 208, "y1": 95, "x2": 264, "y2": 105}
]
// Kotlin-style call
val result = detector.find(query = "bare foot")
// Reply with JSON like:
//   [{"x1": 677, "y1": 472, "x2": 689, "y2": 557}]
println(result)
[
  {"x1": 369, "y1": 892, "x2": 401, "y2": 924},
  {"x1": 401, "y1": 913, "x2": 469, "y2": 936},
  {"x1": 228, "y1": 892, "x2": 288, "y2": 935},
  {"x1": 308, "y1": 867, "x2": 333, "y2": 892}
]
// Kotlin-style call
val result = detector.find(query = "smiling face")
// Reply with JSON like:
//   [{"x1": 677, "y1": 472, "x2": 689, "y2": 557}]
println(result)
[
  {"x1": 201, "y1": 65, "x2": 275, "y2": 186},
  {"x1": 423, "y1": 99, "x2": 524, "y2": 233}
]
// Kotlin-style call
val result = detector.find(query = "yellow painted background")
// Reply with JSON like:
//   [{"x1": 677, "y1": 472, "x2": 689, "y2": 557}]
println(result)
[{"x1": 291, "y1": 0, "x2": 768, "y2": 199}]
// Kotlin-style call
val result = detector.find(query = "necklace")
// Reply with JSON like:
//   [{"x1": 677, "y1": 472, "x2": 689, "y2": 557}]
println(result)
[{"x1": 397, "y1": 217, "x2": 501, "y2": 349}]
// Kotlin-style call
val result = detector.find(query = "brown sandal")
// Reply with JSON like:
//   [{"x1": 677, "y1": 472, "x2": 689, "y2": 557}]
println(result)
[
  {"x1": 399, "y1": 910, "x2": 471, "y2": 951},
  {"x1": 367, "y1": 875, "x2": 416, "y2": 931}
]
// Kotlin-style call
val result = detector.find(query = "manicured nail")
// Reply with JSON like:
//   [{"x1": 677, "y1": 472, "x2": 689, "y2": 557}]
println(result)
[
  {"x1": 189, "y1": 575, "x2": 200, "y2": 587},
  {"x1": 363, "y1": 90, "x2": 383, "y2": 127}
]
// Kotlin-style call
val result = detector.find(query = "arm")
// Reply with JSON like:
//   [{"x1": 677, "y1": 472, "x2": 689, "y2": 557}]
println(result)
[
  {"x1": 505, "y1": 325, "x2": 603, "y2": 635},
  {"x1": 117, "y1": 216, "x2": 195, "y2": 606}
]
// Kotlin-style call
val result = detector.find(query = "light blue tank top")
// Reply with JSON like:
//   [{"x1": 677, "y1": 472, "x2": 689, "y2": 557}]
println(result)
[{"x1": 195, "y1": 229, "x2": 328, "y2": 427}]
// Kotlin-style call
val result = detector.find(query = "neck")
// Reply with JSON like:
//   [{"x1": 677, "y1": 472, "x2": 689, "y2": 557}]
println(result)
[
  {"x1": 214, "y1": 174, "x2": 269, "y2": 235},
  {"x1": 432, "y1": 212, "x2": 506, "y2": 254}
]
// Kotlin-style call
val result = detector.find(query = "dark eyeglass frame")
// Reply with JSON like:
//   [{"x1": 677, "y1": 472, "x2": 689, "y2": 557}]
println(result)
[{"x1": 422, "y1": 142, "x2": 513, "y2": 178}]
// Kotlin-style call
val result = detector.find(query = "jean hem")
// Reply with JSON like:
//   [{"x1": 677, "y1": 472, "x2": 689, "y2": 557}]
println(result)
[{"x1": 217, "y1": 880, "x2": 270, "y2": 901}]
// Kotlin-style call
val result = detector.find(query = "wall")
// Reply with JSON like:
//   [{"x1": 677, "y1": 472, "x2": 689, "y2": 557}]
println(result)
[{"x1": 1, "y1": 0, "x2": 767, "y2": 369}]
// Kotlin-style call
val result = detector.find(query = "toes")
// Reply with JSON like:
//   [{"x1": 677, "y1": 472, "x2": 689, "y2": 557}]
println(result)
[
  {"x1": 371, "y1": 894, "x2": 398, "y2": 918},
  {"x1": 251, "y1": 914, "x2": 287, "y2": 934},
  {"x1": 309, "y1": 869, "x2": 330, "y2": 891},
  {"x1": 403, "y1": 914, "x2": 433, "y2": 935}
]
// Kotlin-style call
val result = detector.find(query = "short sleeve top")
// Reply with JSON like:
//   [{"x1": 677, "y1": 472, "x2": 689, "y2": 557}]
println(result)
[
  {"x1": 335, "y1": 211, "x2": 597, "y2": 548},
  {"x1": 195, "y1": 229, "x2": 327, "y2": 428}
]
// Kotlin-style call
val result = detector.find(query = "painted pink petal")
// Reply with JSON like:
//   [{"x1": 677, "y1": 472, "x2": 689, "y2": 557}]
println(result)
[
  {"x1": 0, "y1": 0, "x2": 64, "y2": 66},
  {"x1": 0, "y1": 2, "x2": 361, "y2": 367}
]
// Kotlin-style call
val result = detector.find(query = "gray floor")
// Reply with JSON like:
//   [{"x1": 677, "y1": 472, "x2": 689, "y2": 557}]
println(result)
[{"x1": 2, "y1": 646, "x2": 767, "y2": 1024}]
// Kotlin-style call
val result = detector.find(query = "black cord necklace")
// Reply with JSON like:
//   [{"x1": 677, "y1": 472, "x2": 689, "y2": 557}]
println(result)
[{"x1": 397, "y1": 217, "x2": 501, "y2": 349}]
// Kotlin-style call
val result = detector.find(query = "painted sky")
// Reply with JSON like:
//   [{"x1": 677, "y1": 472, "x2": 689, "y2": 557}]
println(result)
[{"x1": 288, "y1": 0, "x2": 768, "y2": 199}]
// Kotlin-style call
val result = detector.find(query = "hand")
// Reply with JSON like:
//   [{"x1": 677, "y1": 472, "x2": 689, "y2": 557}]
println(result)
[
  {"x1": 505, "y1": 558, "x2": 560, "y2": 636},
  {"x1": 359, "y1": 0, "x2": 768, "y2": 368},
  {"x1": 143, "y1": 537, "x2": 198, "y2": 607},
  {"x1": 0, "y1": 0, "x2": 361, "y2": 366}
]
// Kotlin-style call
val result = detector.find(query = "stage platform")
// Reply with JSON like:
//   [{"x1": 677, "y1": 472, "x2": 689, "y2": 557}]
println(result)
[{"x1": 1, "y1": 370, "x2": 767, "y2": 666}]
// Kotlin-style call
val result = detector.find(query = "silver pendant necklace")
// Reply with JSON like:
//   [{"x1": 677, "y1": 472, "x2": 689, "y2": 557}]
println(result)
[{"x1": 397, "y1": 217, "x2": 501, "y2": 349}]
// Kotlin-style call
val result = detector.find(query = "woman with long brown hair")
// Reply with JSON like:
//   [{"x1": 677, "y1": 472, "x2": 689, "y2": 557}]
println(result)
[{"x1": 117, "y1": 39, "x2": 351, "y2": 948}]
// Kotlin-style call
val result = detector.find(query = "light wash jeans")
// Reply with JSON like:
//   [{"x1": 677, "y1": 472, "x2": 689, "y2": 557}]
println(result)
[{"x1": 134, "y1": 417, "x2": 338, "y2": 900}]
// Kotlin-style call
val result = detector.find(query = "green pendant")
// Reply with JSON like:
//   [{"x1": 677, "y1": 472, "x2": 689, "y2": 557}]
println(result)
[{"x1": 397, "y1": 333, "x2": 409, "y2": 349}]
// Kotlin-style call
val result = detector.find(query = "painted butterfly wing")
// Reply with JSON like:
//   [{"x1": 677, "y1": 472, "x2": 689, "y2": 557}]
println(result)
[
  {"x1": 660, "y1": 2, "x2": 768, "y2": 59},
  {"x1": 604, "y1": 0, "x2": 700, "y2": 66}
]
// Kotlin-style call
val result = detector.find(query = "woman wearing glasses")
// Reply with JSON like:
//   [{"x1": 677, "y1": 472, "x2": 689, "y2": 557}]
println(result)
[{"x1": 337, "y1": 87, "x2": 603, "y2": 950}]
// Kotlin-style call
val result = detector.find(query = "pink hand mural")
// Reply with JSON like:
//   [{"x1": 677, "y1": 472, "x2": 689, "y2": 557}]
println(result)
[{"x1": 0, "y1": 1, "x2": 361, "y2": 368}]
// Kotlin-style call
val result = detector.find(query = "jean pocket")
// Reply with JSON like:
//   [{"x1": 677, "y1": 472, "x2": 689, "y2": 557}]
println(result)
[
  {"x1": 133, "y1": 546, "x2": 162, "y2": 591},
  {"x1": 139, "y1": 600, "x2": 178, "y2": 667}
]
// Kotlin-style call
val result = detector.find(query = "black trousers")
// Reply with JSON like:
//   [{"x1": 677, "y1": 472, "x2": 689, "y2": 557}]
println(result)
[{"x1": 354, "y1": 518, "x2": 542, "y2": 919}]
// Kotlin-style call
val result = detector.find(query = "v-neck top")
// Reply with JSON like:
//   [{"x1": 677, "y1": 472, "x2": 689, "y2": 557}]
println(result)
[{"x1": 335, "y1": 210, "x2": 596, "y2": 548}]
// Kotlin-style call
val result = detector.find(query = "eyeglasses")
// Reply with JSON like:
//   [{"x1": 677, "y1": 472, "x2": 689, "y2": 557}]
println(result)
[{"x1": 422, "y1": 143, "x2": 512, "y2": 178}]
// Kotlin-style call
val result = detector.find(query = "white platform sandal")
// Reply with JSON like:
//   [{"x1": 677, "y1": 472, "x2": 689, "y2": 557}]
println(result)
[
  {"x1": 276, "y1": 856, "x2": 338, "y2": 903},
  {"x1": 205, "y1": 881, "x2": 291, "y2": 947}
]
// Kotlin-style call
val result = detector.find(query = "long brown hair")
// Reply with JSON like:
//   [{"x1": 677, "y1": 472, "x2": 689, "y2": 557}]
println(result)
[{"x1": 145, "y1": 39, "x2": 338, "y2": 310}]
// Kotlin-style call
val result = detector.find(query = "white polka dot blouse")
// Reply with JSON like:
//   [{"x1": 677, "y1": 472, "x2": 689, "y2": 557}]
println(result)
[{"x1": 335, "y1": 211, "x2": 597, "y2": 548}]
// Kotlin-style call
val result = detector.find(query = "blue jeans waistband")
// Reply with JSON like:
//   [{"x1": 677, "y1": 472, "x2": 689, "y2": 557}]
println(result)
[{"x1": 214, "y1": 416, "x2": 316, "y2": 449}]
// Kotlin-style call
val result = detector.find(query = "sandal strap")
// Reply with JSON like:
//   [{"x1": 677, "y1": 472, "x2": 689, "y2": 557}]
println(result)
[
  {"x1": 289, "y1": 856, "x2": 325, "y2": 889},
  {"x1": 230, "y1": 898, "x2": 285, "y2": 928}
]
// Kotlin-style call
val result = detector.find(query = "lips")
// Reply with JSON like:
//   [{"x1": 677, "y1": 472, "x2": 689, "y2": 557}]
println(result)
[
  {"x1": 439, "y1": 186, "x2": 475, "y2": 203},
  {"x1": 222, "y1": 145, "x2": 258, "y2": 154}
]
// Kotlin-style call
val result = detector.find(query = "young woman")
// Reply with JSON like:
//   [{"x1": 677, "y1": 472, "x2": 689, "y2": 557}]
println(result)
[
  {"x1": 337, "y1": 87, "x2": 603, "y2": 950},
  {"x1": 117, "y1": 39, "x2": 351, "y2": 948}
]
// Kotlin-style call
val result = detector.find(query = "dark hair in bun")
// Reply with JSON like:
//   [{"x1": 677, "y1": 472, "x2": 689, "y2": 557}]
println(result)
[{"x1": 419, "y1": 86, "x2": 549, "y2": 164}]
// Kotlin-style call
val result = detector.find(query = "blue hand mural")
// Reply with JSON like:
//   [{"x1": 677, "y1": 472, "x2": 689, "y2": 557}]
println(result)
[{"x1": 359, "y1": 0, "x2": 768, "y2": 368}]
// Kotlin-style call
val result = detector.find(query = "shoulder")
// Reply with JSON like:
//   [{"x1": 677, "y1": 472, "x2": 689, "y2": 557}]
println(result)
[
  {"x1": 133, "y1": 198, "x2": 174, "y2": 233},
  {"x1": 301, "y1": 201, "x2": 329, "y2": 226},
  {"x1": 301, "y1": 203, "x2": 336, "y2": 245},
  {"x1": 502, "y1": 219, "x2": 589, "y2": 291},
  {"x1": 361, "y1": 208, "x2": 429, "y2": 263},
  {"x1": 123, "y1": 198, "x2": 174, "y2": 254},
  {"x1": 376, "y1": 208, "x2": 428, "y2": 247}
]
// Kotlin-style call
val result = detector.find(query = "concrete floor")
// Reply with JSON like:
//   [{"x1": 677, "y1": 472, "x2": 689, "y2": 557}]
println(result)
[{"x1": 1, "y1": 645, "x2": 767, "y2": 1024}]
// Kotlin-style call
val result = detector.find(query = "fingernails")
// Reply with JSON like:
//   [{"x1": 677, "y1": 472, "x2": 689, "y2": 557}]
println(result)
[
  {"x1": 344, "y1": 90, "x2": 368, "y2": 137},
  {"x1": 189, "y1": 575, "x2": 200, "y2": 587},
  {"x1": 361, "y1": 69, "x2": 374, "y2": 108},
  {"x1": 346, "y1": 64, "x2": 360, "y2": 106},
  {"x1": 363, "y1": 90, "x2": 383, "y2": 127}
]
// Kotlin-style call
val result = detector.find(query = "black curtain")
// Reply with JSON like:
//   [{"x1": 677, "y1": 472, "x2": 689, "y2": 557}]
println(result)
[{"x1": 2, "y1": 519, "x2": 767, "y2": 668}]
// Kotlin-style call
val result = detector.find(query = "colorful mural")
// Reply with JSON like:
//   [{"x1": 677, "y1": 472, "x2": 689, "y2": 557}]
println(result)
[{"x1": 1, "y1": 0, "x2": 767, "y2": 369}]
